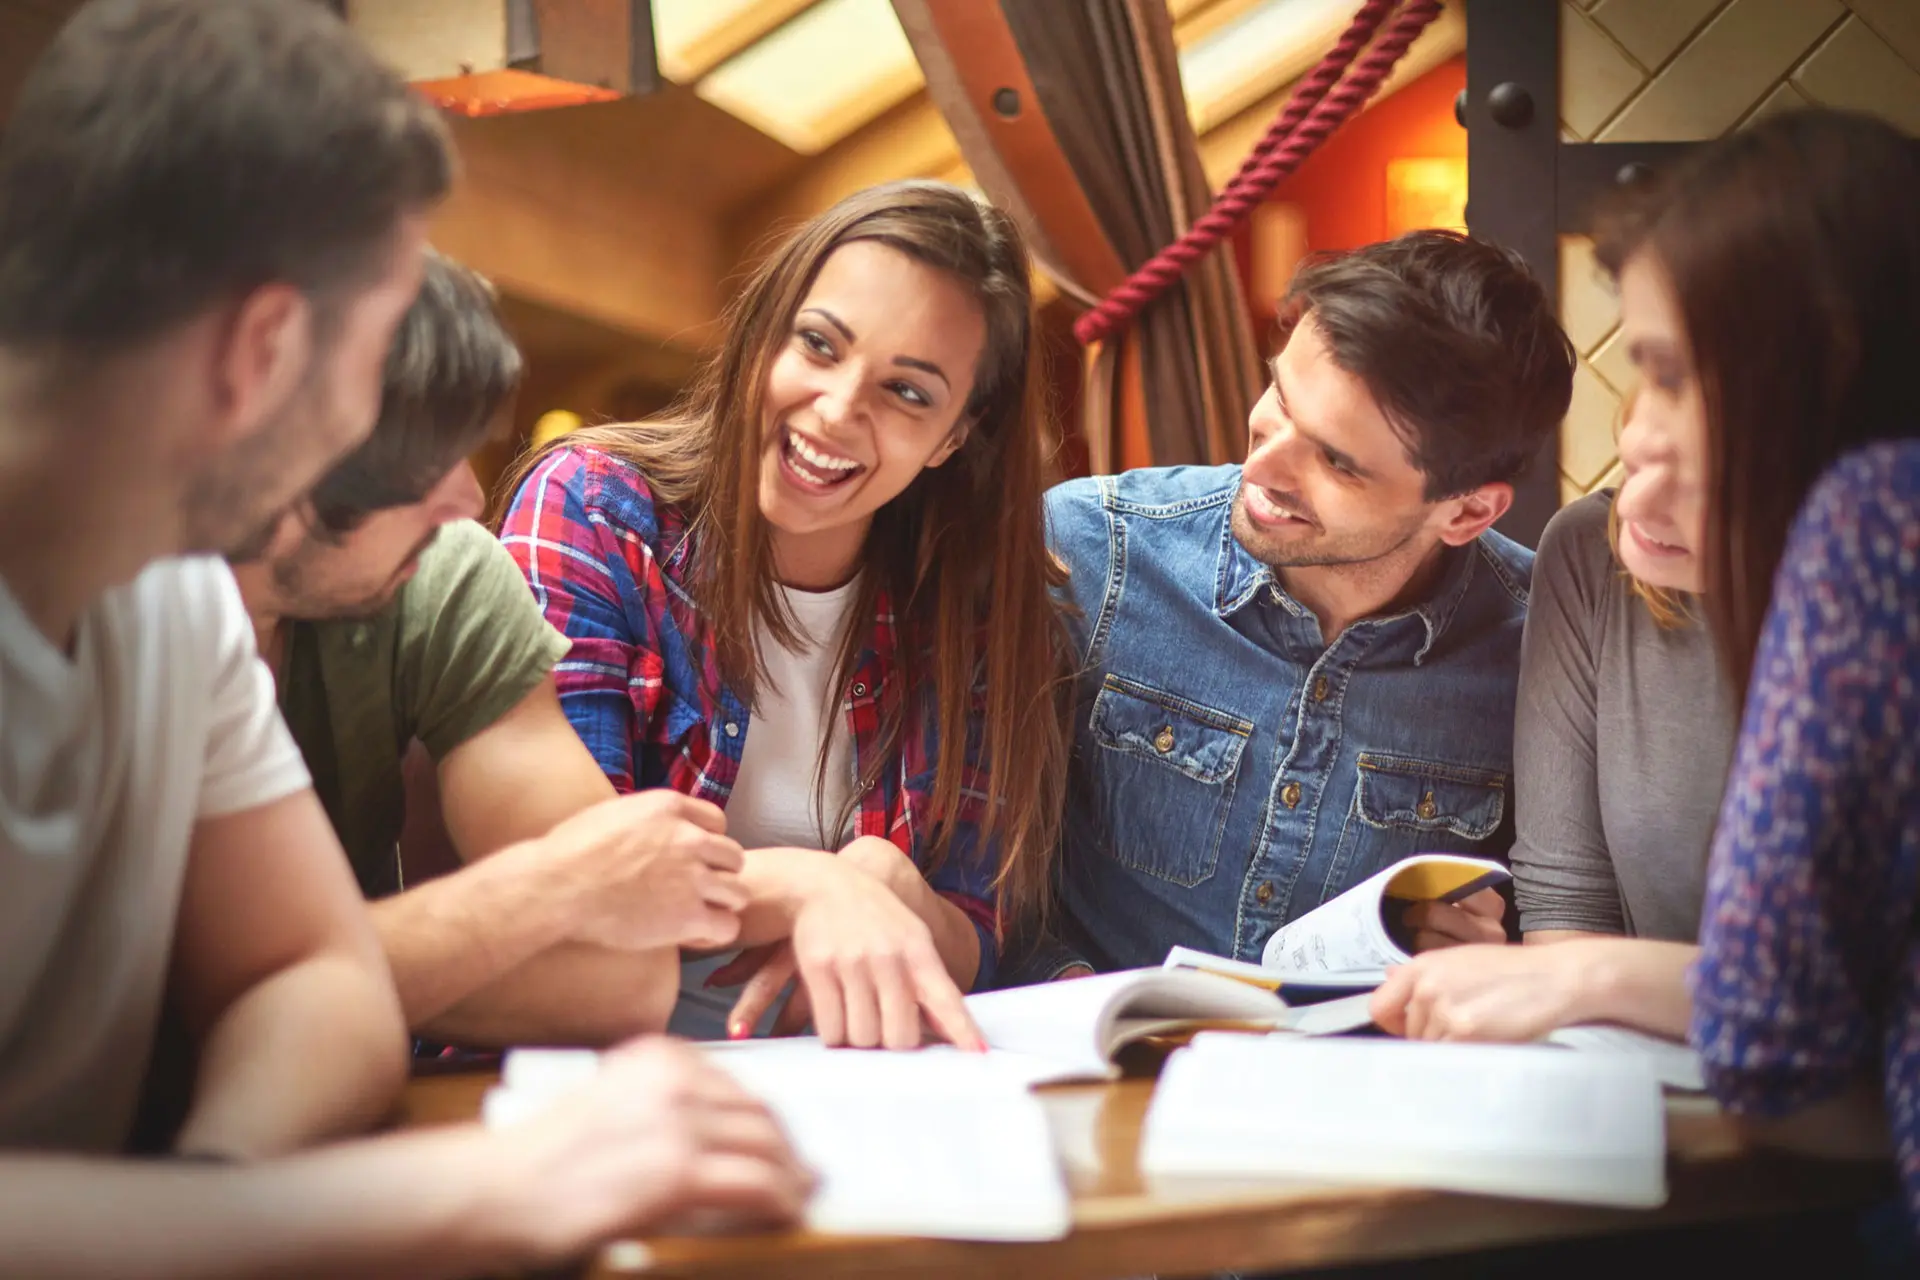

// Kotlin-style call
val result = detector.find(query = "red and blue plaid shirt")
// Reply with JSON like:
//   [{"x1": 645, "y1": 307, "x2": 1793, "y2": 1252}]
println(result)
[{"x1": 501, "y1": 445, "x2": 1002, "y2": 986}]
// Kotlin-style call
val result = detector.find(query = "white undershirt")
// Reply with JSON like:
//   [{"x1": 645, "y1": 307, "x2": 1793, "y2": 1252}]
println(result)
[
  {"x1": 723, "y1": 579, "x2": 860, "y2": 851},
  {"x1": 669, "y1": 579, "x2": 861, "y2": 1041}
]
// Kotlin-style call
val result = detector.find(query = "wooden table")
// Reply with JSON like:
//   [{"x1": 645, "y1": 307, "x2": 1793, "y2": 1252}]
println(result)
[{"x1": 402, "y1": 1070, "x2": 1891, "y2": 1279}]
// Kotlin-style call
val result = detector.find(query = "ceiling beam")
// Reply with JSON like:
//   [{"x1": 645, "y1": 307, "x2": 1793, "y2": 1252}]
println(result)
[{"x1": 433, "y1": 116, "x2": 725, "y2": 348}]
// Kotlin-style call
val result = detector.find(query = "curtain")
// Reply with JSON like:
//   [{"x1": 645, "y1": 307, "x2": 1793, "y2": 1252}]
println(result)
[{"x1": 894, "y1": 0, "x2": 1265, "y2": 472}]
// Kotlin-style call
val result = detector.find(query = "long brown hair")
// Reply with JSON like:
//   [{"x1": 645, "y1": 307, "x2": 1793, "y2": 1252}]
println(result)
[
  {"x1": 1594, "y1": 110, "x2": 1920, "y2": 693},
  {"x1": 501, "y1": 180, "x2": 1070, "y2": 932}
]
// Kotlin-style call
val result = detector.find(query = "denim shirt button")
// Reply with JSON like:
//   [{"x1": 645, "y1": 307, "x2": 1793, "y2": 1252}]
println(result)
[
  {"x1": 1153, "y1": 726, "x2": 1175, "y2": 754},
  {"x1": 1282, "y1": 781, "x2": 1302, "y2": 809},
  {"x1": 1312, "y1": 676, "x2": 1330, "y2": 703},
  {"x1": 1417, "y1": 791, "x2": 1438, "y2": 820},
  {"x1": 1255, "y1": 881, "x2": 1274, "y2": 904}
]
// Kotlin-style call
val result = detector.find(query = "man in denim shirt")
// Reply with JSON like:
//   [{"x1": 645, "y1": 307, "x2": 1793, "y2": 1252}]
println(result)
[{"x1": 1033, "y1": 231, "x2": 1575, "y2": 979}]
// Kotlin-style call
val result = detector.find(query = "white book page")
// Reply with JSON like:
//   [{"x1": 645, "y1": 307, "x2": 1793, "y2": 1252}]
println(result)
[
  {"x1": 963, "y1": 968, "x2": 1284, "y2": 1080},
  {"x1": 1260, "y1": 868, "x2": 1402, "y2": 973},
  {"x1": 488, "y1": 1047, "x2": 1071, "y2": 1242},
  {"x1": 1141, "y1": 1036, "x2": 1667, "y2": 1209},
  {"x1": 710, "y1": 1049, "x2": 1071, "y2": 1240},
  {"x1": 1276, "y1": 991, "x2": 1378, "y2": 1036},
  {"x1": 1544, "y1": 1023, "x2": 1707, "y2": 1091}
]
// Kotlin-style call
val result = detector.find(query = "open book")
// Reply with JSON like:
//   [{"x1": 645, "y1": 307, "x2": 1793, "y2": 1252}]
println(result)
[
  {"x1": 1260, "y1": 853, "x2": 1511, "y2": 973},
  {"x1": 1141, "y1": 1034, "x2": 1668, "y2": 1208},
  {"x1": 1162, "y1": 854, "x2": 1511, "y2": 996},
  {"x1": 487, "y1": 1045, "x2": 1072, "y2": 1242},
  {"x1": 962, "y1": 967, "x2": 1294, "y2": 1081}
]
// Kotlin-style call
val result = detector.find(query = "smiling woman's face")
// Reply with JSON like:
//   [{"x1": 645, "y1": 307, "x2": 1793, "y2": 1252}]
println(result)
[
  {"x1": 755, "y1": 239, "x2": 986, "y2": 588},
  {"x1": 1612, "y1": 250, "x2": 1709, "y2": 594}
]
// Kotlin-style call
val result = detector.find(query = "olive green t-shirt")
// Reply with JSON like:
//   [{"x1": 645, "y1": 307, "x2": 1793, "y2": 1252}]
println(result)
[{"x1": 277, "y1": 519, "x2": 570, "y2": 898}]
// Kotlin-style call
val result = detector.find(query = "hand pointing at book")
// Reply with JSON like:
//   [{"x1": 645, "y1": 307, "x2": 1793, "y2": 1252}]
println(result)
[{"x1": 712, "y1": 849, "x2": 987, "y2": 1052}]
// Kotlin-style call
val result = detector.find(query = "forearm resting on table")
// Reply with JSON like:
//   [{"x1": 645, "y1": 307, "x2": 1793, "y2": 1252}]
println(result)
[
  {"x1": 419, "y1": 942, "x2": 679, "y2": 1048},
  {"x1": 1529, "y1": 930, "x2": 1697, "y2": 1040},
  {"x1": 0, "y1": 1130, "x2": 522, "y2": 1280},
  {"x1": 367, "y1": 840, "x2": 576, "y2": 1030},
  {"x1": 175, "y1": 951, "x2": 408, "y2": 1161}
]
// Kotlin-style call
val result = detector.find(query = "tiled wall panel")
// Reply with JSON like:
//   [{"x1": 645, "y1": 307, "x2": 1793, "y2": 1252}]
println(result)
[{"x1": 1554, "y1": 0, "x2": 1919, "y2": 504}]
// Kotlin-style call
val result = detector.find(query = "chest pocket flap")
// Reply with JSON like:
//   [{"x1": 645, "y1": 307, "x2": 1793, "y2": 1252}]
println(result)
[
  {"x1": 1091, "y1": 675, "x2": 1251, "y2": 783},
  {"x1": 1355, "y1": 752, "x2": 1506, "y2": 841}
]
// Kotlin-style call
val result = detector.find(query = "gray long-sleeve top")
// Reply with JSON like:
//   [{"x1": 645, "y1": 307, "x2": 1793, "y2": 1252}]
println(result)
[{"x1": 1510, "y1": 492, "x2": 1737, "y2": 941}]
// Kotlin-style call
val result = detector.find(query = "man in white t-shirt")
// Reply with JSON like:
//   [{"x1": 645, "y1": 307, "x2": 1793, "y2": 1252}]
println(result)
[{"x1": 0, "y1": 2, "x2": 808, "y2": 1275}]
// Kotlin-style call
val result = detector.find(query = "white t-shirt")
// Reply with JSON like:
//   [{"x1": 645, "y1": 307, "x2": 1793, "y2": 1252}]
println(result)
[
  {"x1": 723, "y1": 580, "x2": 860, "y2": 852},
  {"x1": 670, "y1": 580, "x2": 859, "y2": 1041},
  {"x1": 0, "y1": 557, "x2": 310, "y2": 1151}
]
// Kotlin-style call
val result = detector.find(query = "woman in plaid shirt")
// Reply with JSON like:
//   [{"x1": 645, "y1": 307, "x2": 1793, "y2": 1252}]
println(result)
[{"x1": 500, "y1": 182, "x2": 1069, "y2": 1050}]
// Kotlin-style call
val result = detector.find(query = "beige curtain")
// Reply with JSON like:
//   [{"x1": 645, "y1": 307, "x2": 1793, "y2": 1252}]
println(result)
[{"x1": 894, "y1": 0, "x2": 1264, "y2": 472}]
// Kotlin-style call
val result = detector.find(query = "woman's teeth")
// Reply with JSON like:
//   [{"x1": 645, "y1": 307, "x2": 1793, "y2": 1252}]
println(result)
[{"x1": 784, "y1": 428, "x2": 861, "y2": 486}]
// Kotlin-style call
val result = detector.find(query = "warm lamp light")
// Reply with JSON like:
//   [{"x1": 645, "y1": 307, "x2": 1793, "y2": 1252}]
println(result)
[
  {"x1": 1385, "y1": 157, "x2": 1468, "y2": 236},
  {"x1": 531, "y1": 409, "x2": 584, "y2": 449}
]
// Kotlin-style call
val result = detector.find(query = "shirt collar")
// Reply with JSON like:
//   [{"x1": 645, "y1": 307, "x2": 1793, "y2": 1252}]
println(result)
[{"x1": 1212, "y1": 495, "x2": 1481, "y2": 664}]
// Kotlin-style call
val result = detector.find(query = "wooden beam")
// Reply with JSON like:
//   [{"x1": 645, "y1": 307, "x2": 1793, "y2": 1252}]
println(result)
[
  {"x1": 532, "y1": 0, "x2": 659, "y2": 95},
  {"x1": 434, "y1": 116, "x2": 724, "y2": 348},
  {"x1": 734, "y1": 95, "x2": 961, "y2": 248}
]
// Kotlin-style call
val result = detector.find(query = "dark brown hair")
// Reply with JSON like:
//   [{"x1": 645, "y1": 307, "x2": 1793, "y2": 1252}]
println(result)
[
  {"x1": 306, "y1": 251, "x2": 521, "y2": 538},
  {"x1": 1594, "y1": 109, "x2": 1920, "y2": 693},
  {"x1": 0, "y1": 0, "x2": 451, "y2": 355},
  {"x1": 501, "y1": 181, "x2": 1070, "y2": 932},
  {"x1": 1275, "y1": 229, "x2": 1575, "y2": 500}
]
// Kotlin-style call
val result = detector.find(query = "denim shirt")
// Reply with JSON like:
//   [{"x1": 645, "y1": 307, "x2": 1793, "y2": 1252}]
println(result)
[{"x1": 1038, "y1": 465, "x2": 1532, "y2": 976}]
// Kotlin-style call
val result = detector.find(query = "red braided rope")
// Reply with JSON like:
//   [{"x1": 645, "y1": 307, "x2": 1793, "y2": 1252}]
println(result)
[
  {"x1": 1074, "y1": 0, "x2": 1444, "y2": 346},
  {"x1": 1216, "y1": 0, "x2": 1393, "y2": 203}
]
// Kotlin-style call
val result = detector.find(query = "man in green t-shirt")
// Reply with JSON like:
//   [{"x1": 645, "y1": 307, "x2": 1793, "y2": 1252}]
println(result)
[{"x1": 230, "y1": 253, "x2": 746, "y2": 1046}]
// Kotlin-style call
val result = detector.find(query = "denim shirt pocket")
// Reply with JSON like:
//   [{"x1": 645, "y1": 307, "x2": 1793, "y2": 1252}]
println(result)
[
  {"x1": 1352, "y1": 752, "x2": 1507, "y2": 841},
  {"x1": 1088, "y1": 674, "x2": 1252, "y2": 886}
]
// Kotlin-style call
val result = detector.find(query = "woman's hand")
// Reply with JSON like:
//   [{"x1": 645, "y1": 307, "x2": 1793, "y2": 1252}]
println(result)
[
  {"x1": 713, "y1": 852, "x2": 985, "y2": 1051},
  {"x1": 1369, "y1": 940, "x2": 1584, "y2": 1043},
  {"x1": 1398, "y1": 887, "x2": 1508, "y2": 952}
]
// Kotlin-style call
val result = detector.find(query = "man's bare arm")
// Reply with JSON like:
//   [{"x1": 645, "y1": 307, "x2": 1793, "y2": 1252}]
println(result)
[
  {"x1": 0, "y1": 1039, "x2": 811, "y2": 1280},
  {"x1": 170, "y1": 790, "x2": 409, "y2": 1160},
  {"x1": 375, "y1": 680, "x2": 739, "y2": 1041}
]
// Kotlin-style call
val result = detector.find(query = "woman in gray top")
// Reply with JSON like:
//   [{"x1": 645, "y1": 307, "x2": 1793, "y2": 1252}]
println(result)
[{"x1": 1369, "y1": 260, "x2": 1738, "y2": 1043}]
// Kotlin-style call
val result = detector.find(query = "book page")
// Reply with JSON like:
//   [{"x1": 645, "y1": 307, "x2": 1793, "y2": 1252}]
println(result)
[
  {"x1": 1142, "y1": 1036, "x2": 1667, "y2": 1208},
  {"x1": 964, "y1": 967, "x2": 1284, "y2": 1079},
  {"x1": 488, "y1": 1046, "x2": 1072, "y2": 1242},
  {"x1": 1258, "y1": 855, "x2": 1512, "y2": 975},
  {"x1": 1259, "y1": 871, "x2": 1403, "y2": 973},
  {"x1": 711, "y1": 1048, "x2": 1071, "y2": 1240},
  {"x1": 1162, "y1": 946, "x2": 1387, "y2": 997},
  {"x1": 1544, "y1": 1023, "x2": 1706, "y2": 1091}
]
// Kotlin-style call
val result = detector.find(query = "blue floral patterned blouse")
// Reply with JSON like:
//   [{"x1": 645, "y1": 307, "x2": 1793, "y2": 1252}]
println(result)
[{"x1": 1691, "y1": 440, "x2": 1920, "y2": 1235}]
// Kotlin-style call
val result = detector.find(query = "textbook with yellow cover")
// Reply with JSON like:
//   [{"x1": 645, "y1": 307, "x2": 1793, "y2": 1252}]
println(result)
[{"x1": 1164, "y1": 853, "x2": 1511, "y2": 992}]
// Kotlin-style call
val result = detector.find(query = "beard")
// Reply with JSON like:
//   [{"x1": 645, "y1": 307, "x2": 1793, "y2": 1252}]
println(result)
[
  {"x1": 179, "y1": 359, "x2": 350, "y2": 559},
  {"x1": 267, "y1": 521, "x2": 441, "y2": 621},
  {"x1": 1229, "y1": 488, "x2": 1428, "y2": 570}
]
